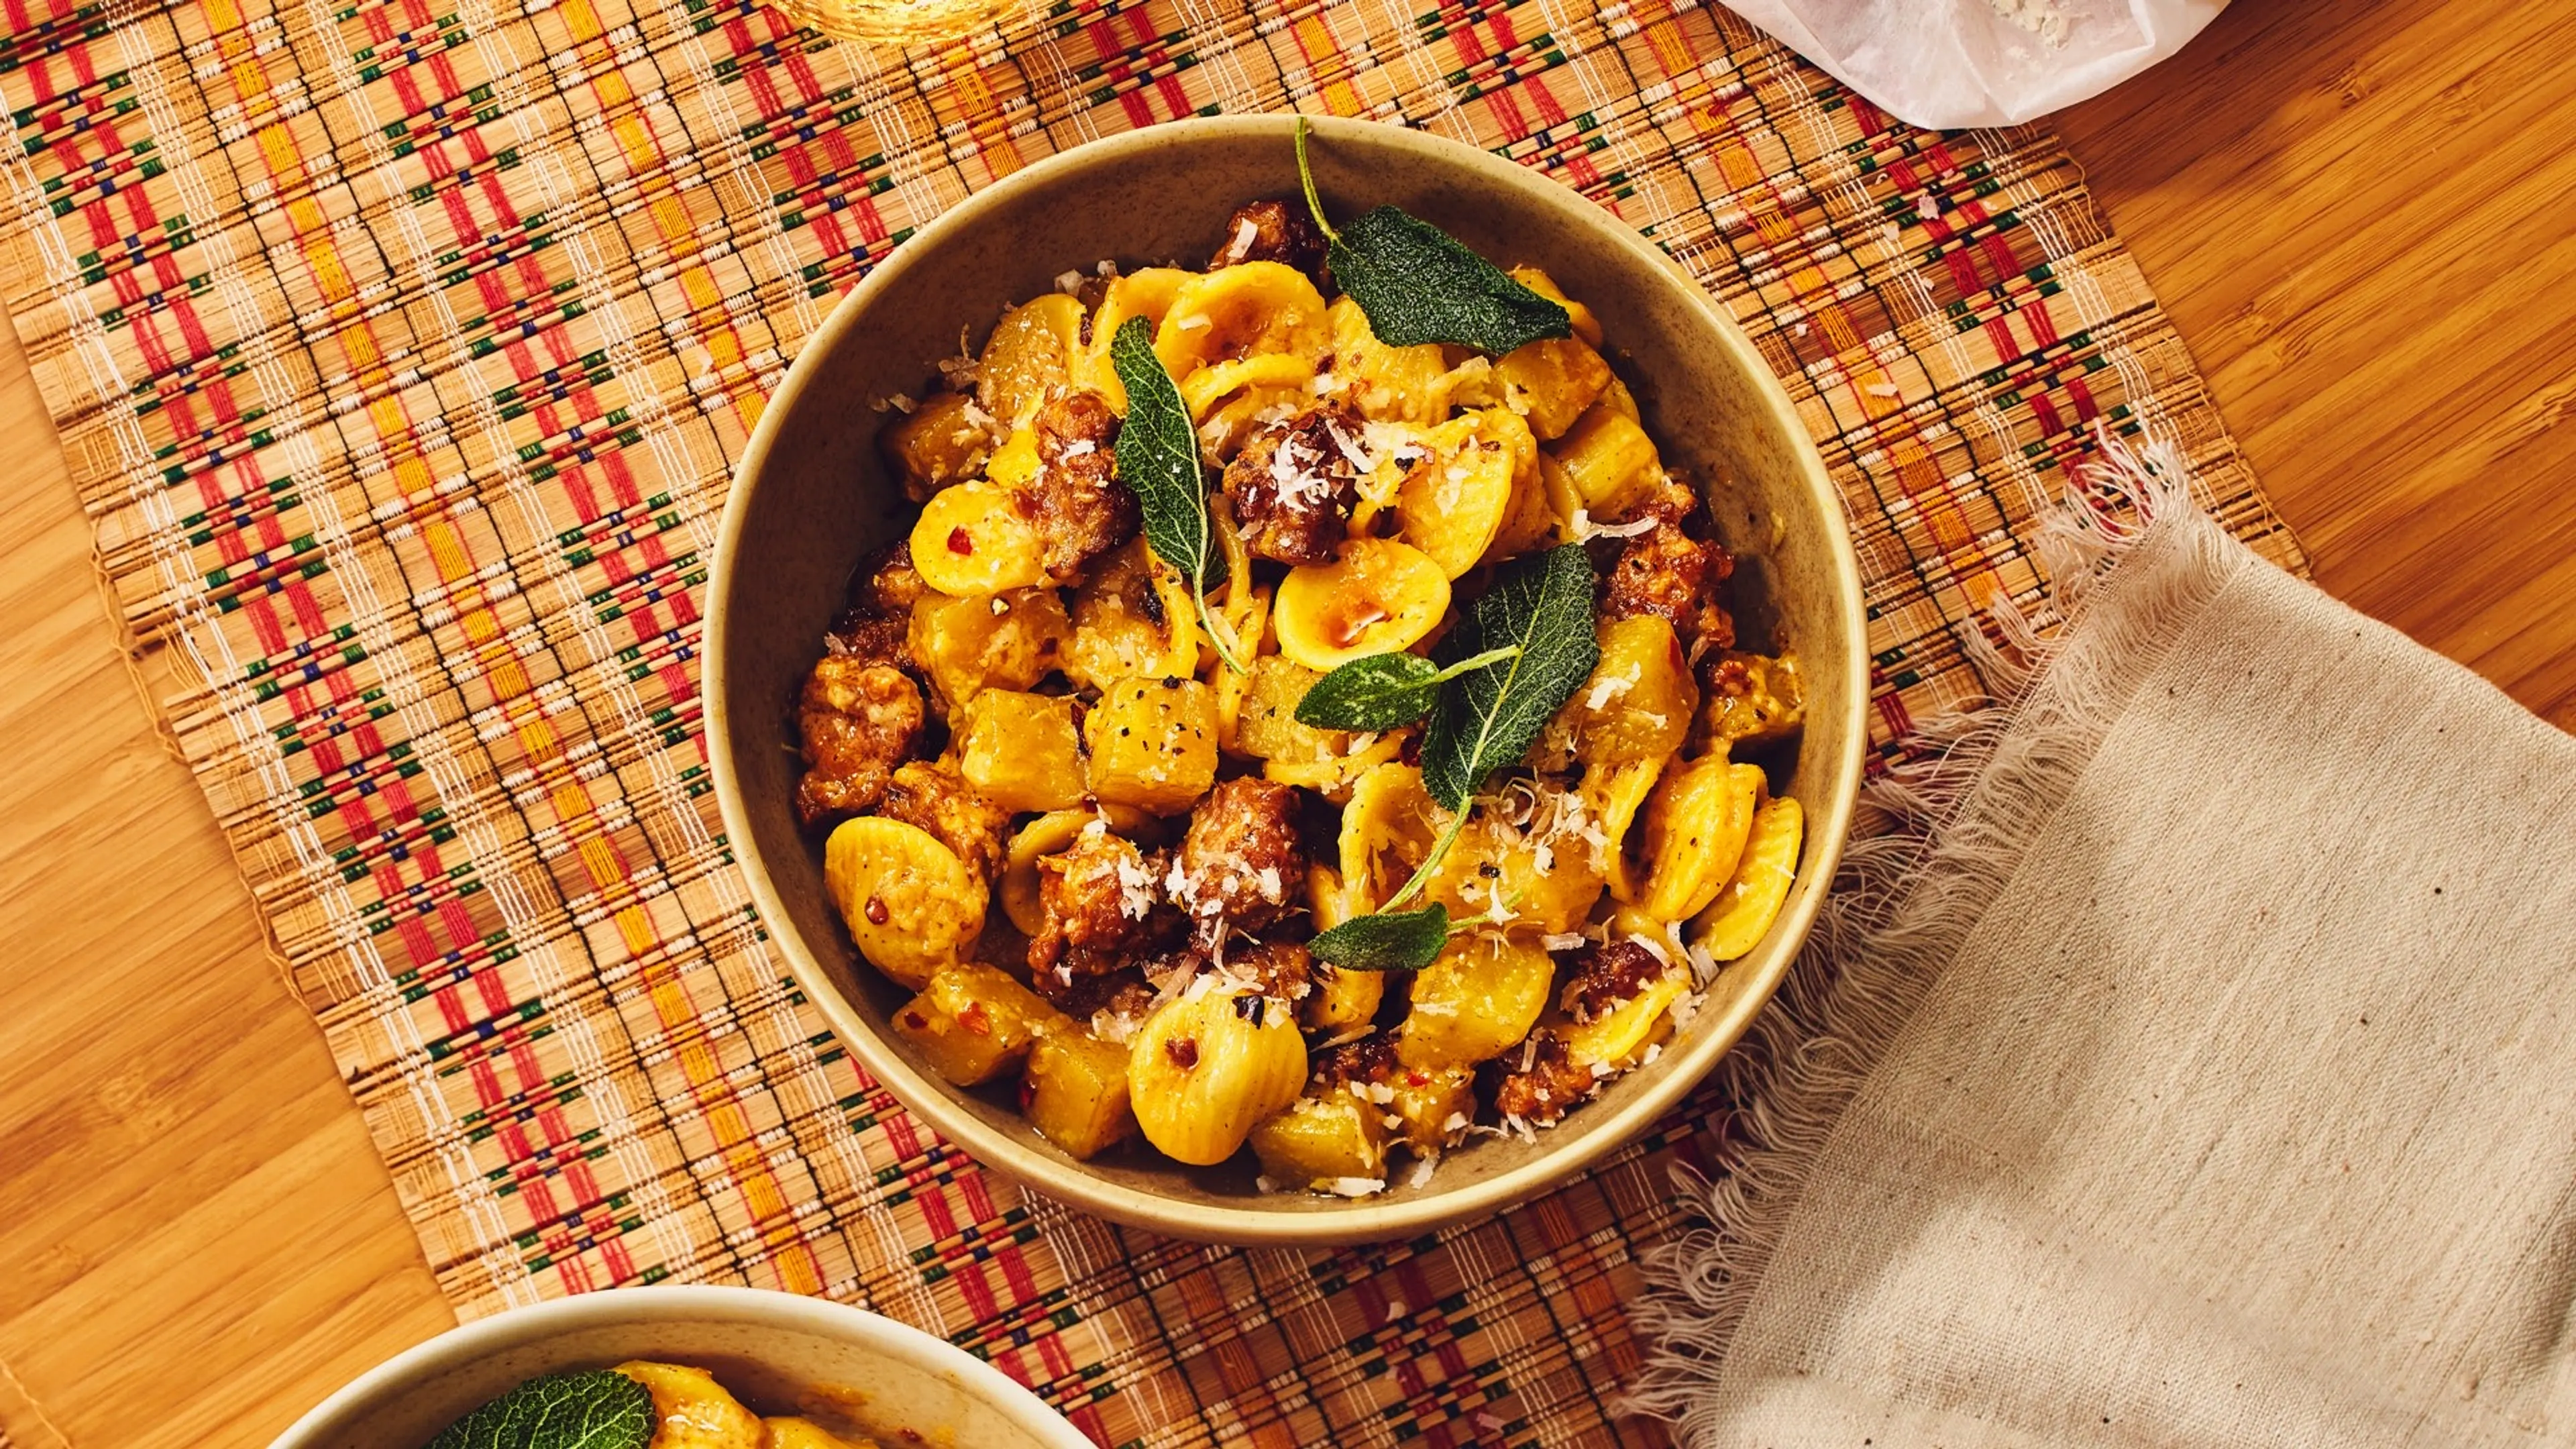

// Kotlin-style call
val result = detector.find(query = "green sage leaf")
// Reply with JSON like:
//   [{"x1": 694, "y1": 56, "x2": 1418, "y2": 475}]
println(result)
[
  {"x1": 1419, "y1": 543, "x2": 1600, "y2": 811},
  {"x1": 1328, "y1": 207, "x2": 1573, "y2": 354},
  {"x1": 1293, "y1": 644, "x2": 1520, "y2": 732},
  {"x1": 1109, "y1": 314, "x2": 1222, "y2": 593},
  {"x1": 426, "y1": 1370, "x2": 654, "y2": 1449},
  {"x1": 1307, "y1": 904, "x2": 1450, "y2": 973},
  {"x1": 1293, "y1": 119, "x2": 1570, "y2": 355},
  {"x1": 1108, "y1": 313, "x2": 1246, "y2": 672}
]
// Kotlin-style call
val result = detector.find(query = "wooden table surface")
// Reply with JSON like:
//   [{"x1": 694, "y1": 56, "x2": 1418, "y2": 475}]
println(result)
[{"x1": 3, "y1": 1, "x2": 2569, "y2": 1444}]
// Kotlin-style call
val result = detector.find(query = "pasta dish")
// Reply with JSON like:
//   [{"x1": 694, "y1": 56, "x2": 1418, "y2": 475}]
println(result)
[{"x1": 790, "y1": 187, "x2": 1804, "y2": 1197}]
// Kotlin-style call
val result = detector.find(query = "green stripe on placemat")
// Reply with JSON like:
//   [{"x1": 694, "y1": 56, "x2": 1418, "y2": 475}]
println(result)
[{"x1": 0, "y1": 0, "x2": 2301, "y2": 1442}]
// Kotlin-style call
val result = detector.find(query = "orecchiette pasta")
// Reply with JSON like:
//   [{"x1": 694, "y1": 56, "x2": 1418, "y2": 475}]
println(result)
[
  {"x1": 794, "y1": 195, "x2": 1805, "y2": 1197},
  {"x1": 822, "y1": 816, "x2": 986, "y2": 989},
  {"x1": 1397, "y1": 408, "x2": 1534, "y2": 580},
  {"x1": 1633, "y1": 758, "x2": 1764, "y2": 923},
  {"x1": 908, "y1": 480, "x2": 1048, "y2": 598},
  {"x1": 1153, "y1": 262, "x2": 1330, "y2": 378},
  {"x1": 1128, "y1": 980, "x2": 1309, "y2": 1165},
  {"x1": 1692, "y1": 794, "x2": 1805, "y2": 962},
  {"x1": 1273, "y1": 537, "x2": 1450, "y2": 669}
]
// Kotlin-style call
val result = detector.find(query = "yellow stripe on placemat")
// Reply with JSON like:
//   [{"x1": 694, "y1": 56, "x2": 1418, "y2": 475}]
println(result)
[{"x1": 0, "y1": 0, "x2": 2304, "y2": 1441}]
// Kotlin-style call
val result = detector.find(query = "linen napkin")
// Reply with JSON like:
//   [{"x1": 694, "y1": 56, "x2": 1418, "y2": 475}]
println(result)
[{"x1": 1633, "y1": 447, "x2": 2576, "y2": 1446}]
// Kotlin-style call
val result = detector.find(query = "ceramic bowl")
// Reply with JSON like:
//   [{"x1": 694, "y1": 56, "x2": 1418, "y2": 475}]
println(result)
[
  {"x1": 707, "y1": 114, "x2": 1867, "y2": 1245},
  {"x1": 268, "y1": 1285, "x2": 1092, "y2": 1448}
]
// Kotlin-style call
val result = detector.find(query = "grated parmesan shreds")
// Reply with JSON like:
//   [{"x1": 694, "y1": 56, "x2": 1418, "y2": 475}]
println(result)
[
  {"x1": 1408, "y1": 1156, "x2": 1438, "y2": 1189},
  {"x1": 1054, "y1": 268, "x2": 1085, "y2": 294},
  {"x1": 1175, "y1": 312, "x2": 1212, "y2": 331},
  {"x1": 1568, "y1": 507, "x2": 1660, "y2": 542},
  {"x1": 1542, "y1": 932, "x2": 1589, "y2": 953},
  {"x1": 1230, "y1": 215, "x2": 1260, "y2": 256},
  {"x1": 1254, "y1": 1174, "x2": 1279, "y2": 1194},
  {"x1": 1326, "y1": 1177, "x2": 1387, "y2": 1197}
]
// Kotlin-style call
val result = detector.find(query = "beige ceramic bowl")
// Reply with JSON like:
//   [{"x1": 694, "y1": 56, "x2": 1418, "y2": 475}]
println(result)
[
  {"x1": 708, "y1": 115, "x2": 1866, "y2": 1245},
  {"x1": 268, "y1": 1285, "x2": 1091, "y2": 1448}
]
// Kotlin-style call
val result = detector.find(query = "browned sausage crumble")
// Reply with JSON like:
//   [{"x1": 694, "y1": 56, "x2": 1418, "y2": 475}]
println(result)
[
  {"x1": 1222, "y1": 407, "x2": 1361, "y2": 566},
  {"x1": 1208, "y1": 199, "x2": 1330, "y2": 286},
  {"x1": 1027, "y1": 390, "x2": 1140, "y2": 582},
  {"x1": 794, "y1": 657, "x2": 925, "y2": 827}
]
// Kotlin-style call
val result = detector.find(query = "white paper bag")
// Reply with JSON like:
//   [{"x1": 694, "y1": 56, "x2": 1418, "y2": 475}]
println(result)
[{"x1": 1723, "y1": 0, "x2": 2226, "y2": 129}]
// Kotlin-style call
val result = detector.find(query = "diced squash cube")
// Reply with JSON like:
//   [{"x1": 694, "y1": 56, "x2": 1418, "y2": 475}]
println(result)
[
  {"x1": 1249, "y1": 1091, "x2": 1390, "y2": 1191},
  {"x1": 1063, "y1": 539, "x2": 1197, "y2": 692},
  {"x1": 877, "y1": 390, "x2": 994, "y2": 502},
  {"x1": 1551, "y1": 400, "x2": 1664, "y2": 520},
  {"x1": 1495, "y1": 335, "x2": 1613, "y2": 441},
  {"x1": 892, "y1": 962, "x2": 1065, "y2": 1087},
  {"x1": 1385, "y1": 1064, "x2": 1477, "y2": 1155},
  {"x1": 1232, "y1": 657, "x2": 1336, "y2": 763},
  {"x1": 1083, "y1": 676, "x2": 1220, "y2": 815},
  {"x1": 908, "y1": 586, "x2": 1070, "y2": 712},
  {"x1": 1023, "y1": 1029, "x2": 1136, "y2": 1159},
  {"x1": 958, "y1": 690, "x2": 1084, "y2": 812}
]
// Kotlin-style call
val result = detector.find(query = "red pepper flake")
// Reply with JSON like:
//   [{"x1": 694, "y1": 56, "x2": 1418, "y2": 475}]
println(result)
[
  {"x1": 1018, "y1": 1075, "x2": 1038, "y2": 1110},
  {"x1": 960, "y1": 1002, "x2": 993, "y2": 1036},
  {"x1": 863, "y1": 894, "x2": 891, "y2": 926},
  {"x1": 902, "y1": 1010, "x2": 928, "y2": 1030},
  {"x1": 1406, "y1": 1071, "x2": 1429, "y2": 1087},
  {"x1": 947, "y1": 526, "x2": 974, "y2": 555},
  {"x1": 1165, "y1": 1037, "x2": 1200, "y2": 1069}
]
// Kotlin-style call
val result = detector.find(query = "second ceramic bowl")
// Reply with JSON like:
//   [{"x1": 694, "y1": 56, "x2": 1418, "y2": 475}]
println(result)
[
  {"x1": 270, "y1": 1285, "x2": 1091, "y2": 1448},
  {"x1": 706, "y1": 115, "x2": 1867, "y2": 1245}
]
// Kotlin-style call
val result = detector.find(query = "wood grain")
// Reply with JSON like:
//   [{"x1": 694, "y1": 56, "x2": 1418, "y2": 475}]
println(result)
[
  {"x1": 0, "y1": 0, "x2": 2569, "y2": 1442},
  {"x1": 2057, "y1": 0, "x2": 2576, "y2": 725}
]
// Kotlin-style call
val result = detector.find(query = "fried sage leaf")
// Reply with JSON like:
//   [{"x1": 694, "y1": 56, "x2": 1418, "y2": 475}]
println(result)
[
  {"x1": 1293, "y1": 645, "x2": 1520, "y2": 732},
  {"x1": 1307, "y1": 904, "x2": 1450, "y2": 973},
  {"x1": 1108, "y1": 312, "x2": 1245, "y2": 671},
  {"x1": 1295, "y1": 119, "x2": 1572, "y2": 355},
  {"x1": 1418, "y1": 543, "x2": 1601, "y2": 811},
  {"x1": 427, "y1": 1370, "x2": 654, "y2": 1449}
]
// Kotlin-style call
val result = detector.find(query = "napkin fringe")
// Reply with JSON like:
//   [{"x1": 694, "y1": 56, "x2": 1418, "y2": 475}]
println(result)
[{"x1": 1626, "y1": 435, "x2": 2246, "y2": 1432}]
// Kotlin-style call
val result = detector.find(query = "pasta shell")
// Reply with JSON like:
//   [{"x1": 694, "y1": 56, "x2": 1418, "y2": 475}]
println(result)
[
  {"x1": 1324, "y1": 294, "x2": 1451, "y2": 424},
  {"x1": 909, "y1": 480, "x2": 1047, "y2": 598},
  {"x1": 765, "y1": 1418, "x2": 873, "y2": 1449},
  {"x1": 1397, "y1": 932, "x2": 1556, "y2": 1069},
  {"x1": 1691, "y1": 794, "x2": 1805, "y2": 963},
  {"x1": 1273, "y1": 538, "x2": 1450, "y2": 670},
  {"x1": 1075, "y1": 267, "x2": 1193, "y2": 410},
  {"x1": 824, "y1": 816, "x2": 987, "y2": 989},
  {"x1": 1560, "y1": 967, "x2": 1692, "y2": 1070},
  {"x1": 1398, "y1": 409, "x2": 1532, "y2": 580},
  {"x1": 1128, "y1": 983, "x2": 1309, "y2": 1165},
  {"x1": 1335, "y1": 762, "x2": 1444, "y2": 916},
  {"x1": 1152, "y1": 261, "x2": 1330, "y2": 380},
  {"x1": 1179, "y1": 352, "x2": 1316, "y2": 421},
  {"x1": 1634, "y1": 759, "x2": 1764, "y2": 923},
  {"x1": 1589, "y1": 757, "x2": 1667, "y2": 903}
]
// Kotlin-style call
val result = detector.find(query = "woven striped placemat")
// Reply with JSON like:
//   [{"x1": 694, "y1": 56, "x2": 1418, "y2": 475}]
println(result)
[{"x1": 0, "y1": 0, "x2": 2303, "y2": 1440}]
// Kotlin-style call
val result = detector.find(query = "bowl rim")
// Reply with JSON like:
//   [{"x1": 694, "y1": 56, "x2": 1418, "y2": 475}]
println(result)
[
  {"x1": 706, "y1": 113, "x2": 1867, "y2": 1245},
  {"x1": 266, "y1": 1284, "x2": 1095, "y2": 1448}
]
